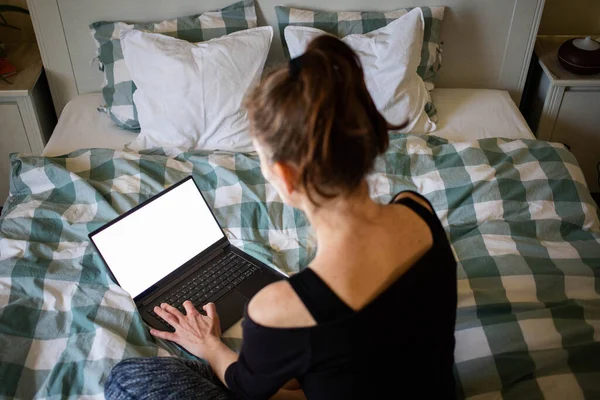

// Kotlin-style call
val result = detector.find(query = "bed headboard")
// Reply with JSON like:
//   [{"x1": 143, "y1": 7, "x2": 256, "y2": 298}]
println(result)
[{"x1": 27, "y1": 0, "x2": 544, "y2": 116}]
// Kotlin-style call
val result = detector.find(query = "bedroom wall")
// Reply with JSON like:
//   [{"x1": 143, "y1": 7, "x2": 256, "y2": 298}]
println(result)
[
  {"x1": 538, "y1": 0, "x2": 600, "y2": 35},
  {"x1": 0, "y1": 0, "x2": 36, "y2": 43}
]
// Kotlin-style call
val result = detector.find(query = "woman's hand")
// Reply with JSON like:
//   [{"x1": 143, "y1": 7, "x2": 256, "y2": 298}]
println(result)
[{"x1": 150, "y1": 301, "x2": 223, "y2": 359}]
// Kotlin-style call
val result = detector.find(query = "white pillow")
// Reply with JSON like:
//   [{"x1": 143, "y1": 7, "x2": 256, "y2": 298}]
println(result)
[
  {"x1": 121, "y1": 26, "x2": 273, "y2": 153},
  {"x1": 284, "y1": 8, "x2": 435, "y2": 134}
]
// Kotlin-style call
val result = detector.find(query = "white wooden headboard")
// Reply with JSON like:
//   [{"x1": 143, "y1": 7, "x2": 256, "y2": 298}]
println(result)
[{"x1": 27, "y1": 0, "x2": 544, "y2": 116}]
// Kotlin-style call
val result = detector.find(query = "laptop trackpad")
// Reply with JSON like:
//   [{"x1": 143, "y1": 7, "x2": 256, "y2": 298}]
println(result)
[{"x1": 216, "y1": 291, "x2": 247, "y2": 332}]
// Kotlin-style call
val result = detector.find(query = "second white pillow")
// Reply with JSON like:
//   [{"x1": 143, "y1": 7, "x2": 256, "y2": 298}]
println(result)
[
  {"x1": 121, "y1": 26, "x2": 273, "y2": 153},
  {"x1": 284, "y1": 8, "x2": 435, "y2": 134}
]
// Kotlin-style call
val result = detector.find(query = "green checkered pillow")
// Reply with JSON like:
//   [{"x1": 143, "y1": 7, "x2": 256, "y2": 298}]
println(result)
[
  {"x1": 90, "y1": 0, "x2": 257, "y2": 131},
  {"x1": 275, "y1": 6, "x2": 444, "y2": 89}
]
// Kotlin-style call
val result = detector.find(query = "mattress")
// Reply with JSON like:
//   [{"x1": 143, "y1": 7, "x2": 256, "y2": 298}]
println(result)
[{"x1": 42, "y1": 89, "x2": 535, "y2": 157}]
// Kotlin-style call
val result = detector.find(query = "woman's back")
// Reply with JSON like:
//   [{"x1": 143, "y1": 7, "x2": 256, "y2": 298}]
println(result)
[{"x1": 226, "y1": 192, "x2": 457, "y2": 399}]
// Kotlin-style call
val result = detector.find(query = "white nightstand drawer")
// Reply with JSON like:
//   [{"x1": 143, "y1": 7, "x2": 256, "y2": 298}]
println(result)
[
  {"x1": 0, "y1": 103, "x2": 33, "y2": 200},
  {"x1": 0, "y1": 44, "x2": 57, "y2": 205},
  {"x1": 551, "y1": 91, "x2": 600, "y2": 193},
  {"x1": 523, "y1": 35, "x2": 600, "y2": 194}
]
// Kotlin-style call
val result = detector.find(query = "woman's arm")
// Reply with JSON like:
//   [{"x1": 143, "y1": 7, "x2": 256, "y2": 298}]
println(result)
[
  {"x1": 151, "y1": 301, "x2": 236, "y2": 385},
  {"x1": 282, "y1": 379, "x2": 302, "y2": 390},
  {"x1": 152, "y1": 295, "x2": 310, "y2": 399},
  {"x1": 151, "y1": 301, "x2": 305, "y2": 396},
  {"x1": 270, "y1": 389, "x2": 307, "y2": 400},
  {"x1": 201, "y1": 342, "x2": 308, "y2": 400},
  {"x1": 268, "y1": 379, "x2": 306, "y2": 400},
  {"x1": 201, "y1": 340, "x2": 239, "y2": 384}
]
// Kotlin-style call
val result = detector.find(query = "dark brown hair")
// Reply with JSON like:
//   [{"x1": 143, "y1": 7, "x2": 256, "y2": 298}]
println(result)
[{"x1": 245, "y1": 35, "x2": 406, "y2": 205}]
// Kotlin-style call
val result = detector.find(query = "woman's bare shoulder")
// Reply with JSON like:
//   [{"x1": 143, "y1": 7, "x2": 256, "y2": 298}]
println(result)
[
  {"x1": 247, "y1": 280, "x2": 317, "y2": 328},
  {"x1": 391, "y1": 191, "x2": 434, "y2": 213}
]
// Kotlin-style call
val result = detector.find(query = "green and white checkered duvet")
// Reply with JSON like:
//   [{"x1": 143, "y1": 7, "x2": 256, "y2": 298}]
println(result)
[{"x1": 1, "y1": 135, "x2": 599, "y2": 399}]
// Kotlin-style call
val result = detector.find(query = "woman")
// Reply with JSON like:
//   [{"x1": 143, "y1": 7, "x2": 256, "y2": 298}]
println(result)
[{"x1": 105, "y1": 36, "x2": 457, "y2": 400}]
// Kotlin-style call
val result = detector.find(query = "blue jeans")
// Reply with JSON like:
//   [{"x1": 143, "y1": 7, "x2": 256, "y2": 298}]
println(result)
[{"x1": 105, "y1": 357, "x2": 234, "y2": 400}]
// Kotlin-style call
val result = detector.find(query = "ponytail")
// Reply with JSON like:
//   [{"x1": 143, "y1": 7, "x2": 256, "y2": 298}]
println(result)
[{"x1": 245, "y1": 35, "x2": 407, "y2": 205}]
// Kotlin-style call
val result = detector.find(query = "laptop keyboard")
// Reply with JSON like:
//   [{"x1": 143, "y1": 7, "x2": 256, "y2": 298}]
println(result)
[{"x1": 148, "y1": 252, "x2": 259, "y2": 330}]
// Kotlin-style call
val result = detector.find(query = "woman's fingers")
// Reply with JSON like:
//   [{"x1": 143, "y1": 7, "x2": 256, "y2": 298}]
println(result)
[
  {"x1": 150, "y1": 328, "x2": 177, "y2": 341},
  {"x1": 203, "y1": 302, "x2": 218, "y2": 320},
  {"x1": 161, "y1": 302, "x2": 186, "y2": 321},
  {"x1": 203, "y1": 303, "x2": 220, "y2": 333},
  {"x1": 183, "y1": 300, "x2": 198, "y2": 316},
  {"x1": 161, "y1": 302, "x2": 182, "y2": 316},
  {"x1": 155, "y1": 304, "x2": 180, "y2": 325}
]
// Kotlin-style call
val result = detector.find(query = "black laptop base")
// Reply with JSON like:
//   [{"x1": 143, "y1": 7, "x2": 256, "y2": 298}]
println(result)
[{"x1": 139, "y1": 244, "x2": 285, "y2": 333}]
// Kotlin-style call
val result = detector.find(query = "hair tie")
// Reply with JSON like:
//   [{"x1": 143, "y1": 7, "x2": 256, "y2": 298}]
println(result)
[{"x1": 289, "y1": 55, "x2": 305, "y2": 78}]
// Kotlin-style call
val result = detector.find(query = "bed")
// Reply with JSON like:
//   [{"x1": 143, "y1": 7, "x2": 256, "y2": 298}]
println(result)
[
  {"x1": 41, "y1": 89, "x2": 536, "y2": 157},
  {"x1": 1, "y1": 0, "x2": 599, "y2": 398}
]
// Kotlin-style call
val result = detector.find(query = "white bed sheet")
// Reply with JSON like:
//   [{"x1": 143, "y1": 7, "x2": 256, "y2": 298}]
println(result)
[
  {"x1": 42, "y1": 89, "x2": 535, "y2": 157},
  {"x1": 430, "y1": 88, "x2": 535, "y2": 141},
  {"x1": 42, "y1": 93, "x2": 138, "y2": 157}
]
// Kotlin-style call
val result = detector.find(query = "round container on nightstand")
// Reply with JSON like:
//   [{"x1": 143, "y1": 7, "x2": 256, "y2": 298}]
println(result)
[{"x1": 558, "y1": 36, "x2": 600, "y2": 75}]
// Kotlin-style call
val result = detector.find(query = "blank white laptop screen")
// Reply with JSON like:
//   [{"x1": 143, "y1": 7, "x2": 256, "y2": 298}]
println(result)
[{"x1": 91, "y1": 179, "x2": 225, "y2": 298}]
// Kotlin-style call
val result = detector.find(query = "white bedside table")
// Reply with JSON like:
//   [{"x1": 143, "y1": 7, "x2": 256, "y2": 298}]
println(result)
[
  {"x1": 523, "y1": 35, "x2": 600, "y2": 193},
  {"x1": 0, "y1": 43, "x2": 56, "y2": 203}
]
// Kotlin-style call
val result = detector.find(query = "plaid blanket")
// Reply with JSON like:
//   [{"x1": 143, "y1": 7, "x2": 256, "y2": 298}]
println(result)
[{"x1": 1, "y1": 135, "x2": 599, "y2": 399}]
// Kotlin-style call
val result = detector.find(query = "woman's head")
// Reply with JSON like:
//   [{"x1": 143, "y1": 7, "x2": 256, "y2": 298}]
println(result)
[{"x1": 245, "y1": 35, "x2": 405, "y2": 210}]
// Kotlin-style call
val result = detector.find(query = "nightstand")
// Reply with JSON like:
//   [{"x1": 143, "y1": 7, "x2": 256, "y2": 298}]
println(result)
[
  {"x1": 0, "y1": 43, "x2": 56, "y2": 203},
  {"x1": 522, "y1": 35, "x2": 600, "y2": 193}
]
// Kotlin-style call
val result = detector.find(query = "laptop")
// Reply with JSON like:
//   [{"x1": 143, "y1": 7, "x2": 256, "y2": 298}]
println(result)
[{"x1": 89, "y1": 176, "x2": 286, "y2": 334}]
